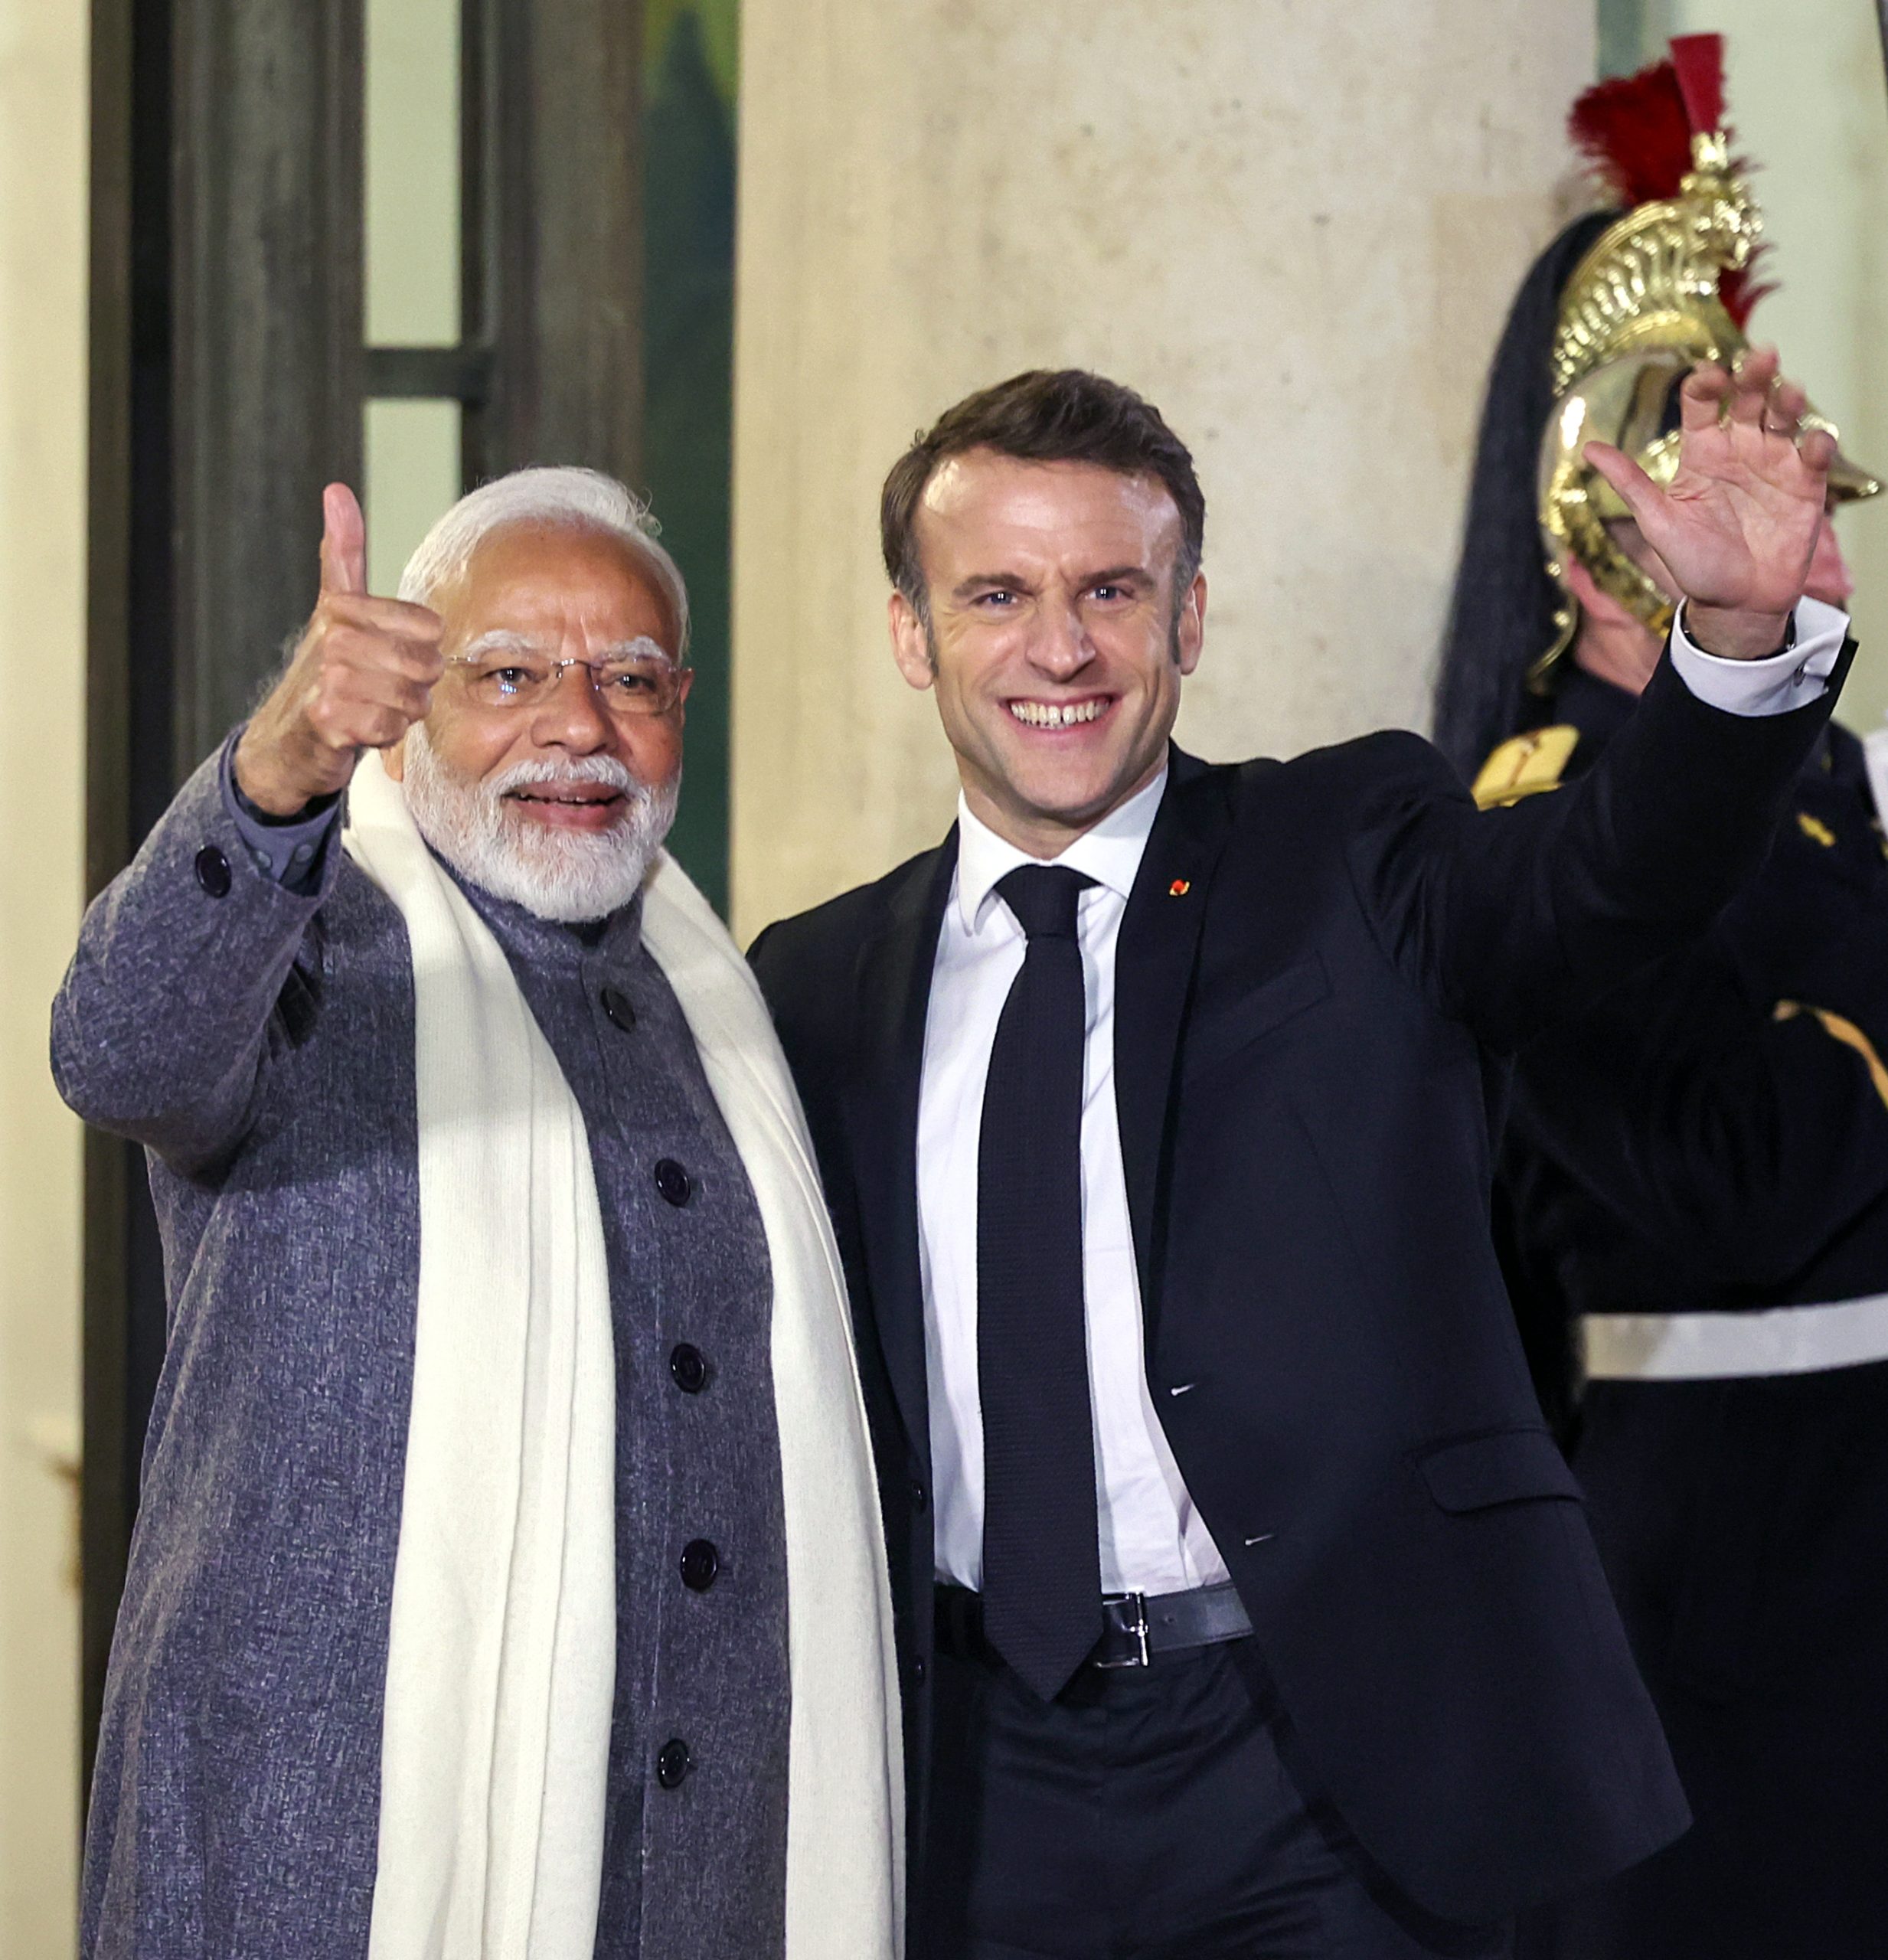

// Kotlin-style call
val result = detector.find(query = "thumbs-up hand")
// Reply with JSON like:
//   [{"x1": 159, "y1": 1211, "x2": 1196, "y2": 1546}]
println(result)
[{"x1": 233, "y1": 484, "x2": 446, "y2": 815}]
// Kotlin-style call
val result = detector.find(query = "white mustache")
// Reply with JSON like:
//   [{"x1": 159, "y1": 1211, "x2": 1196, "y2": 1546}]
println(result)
[
  {"x1": 485, "y1": 756, "x2": 645, "y2": 800},
  {"x1": 402, "y1": 717, "x2": 678, "y2": 921}
]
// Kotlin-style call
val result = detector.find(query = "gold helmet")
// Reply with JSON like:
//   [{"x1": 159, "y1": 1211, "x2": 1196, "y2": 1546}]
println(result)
[{"x1": 1537, "y1": 34, "x2": 1880, "y2": 673}]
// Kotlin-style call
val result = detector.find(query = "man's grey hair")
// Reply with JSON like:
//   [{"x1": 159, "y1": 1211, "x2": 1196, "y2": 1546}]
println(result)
[{"x1": 397, "y1": 465, "x2": 691, "y2": 658}]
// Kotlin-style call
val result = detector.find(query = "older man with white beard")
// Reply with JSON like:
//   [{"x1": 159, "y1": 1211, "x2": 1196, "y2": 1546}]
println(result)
[{"x1": 54, "y1": 469, "x2": 901, "y2": 1960}]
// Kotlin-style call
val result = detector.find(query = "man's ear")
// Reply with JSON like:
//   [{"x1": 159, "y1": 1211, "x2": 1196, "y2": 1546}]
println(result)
[
  {"x1": 1175, "y1": 570, "x2": 1207, "y2": 675},
  {"x1": 889, "y1": 590, "x2": 937, "y2": 692}
]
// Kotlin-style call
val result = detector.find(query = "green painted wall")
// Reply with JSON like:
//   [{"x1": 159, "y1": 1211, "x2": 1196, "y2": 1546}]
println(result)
[{"x1": 1597, "y1": 0, "x2": 1674, "y2": 76}]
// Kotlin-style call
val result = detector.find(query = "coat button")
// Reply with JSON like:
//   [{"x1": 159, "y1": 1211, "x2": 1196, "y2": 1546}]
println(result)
[
  {"x1": 194, "y1": 845, "x2": 232, "y2": 897},
  {"x1": 910, "y1": 1479, "x2": 929, "y2": 1512},
  {"x1": 600, "y1": 985, "x2": 636, "y2": 1032},
  {"x1": 679, "y1": 1539, "x2": 720, "y2": 1592},
  {"x1": 669, "y1": 1343, "x2": 709, "y2": 1393},
  {"x1": 910, "y1": 1656, "x2": 927, "y2": 1684},
  {"x1": 654, "y1": 1159, "x2": 692, "y2": 1207},
  {"x1": 656, "y1": 1739, "x2": 692, "y2": 1789}
]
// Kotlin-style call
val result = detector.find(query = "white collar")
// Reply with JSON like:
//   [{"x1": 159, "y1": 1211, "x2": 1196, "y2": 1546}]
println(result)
[{"x1": 954, "y1": 764, "x2": 1170, "y2": 935}]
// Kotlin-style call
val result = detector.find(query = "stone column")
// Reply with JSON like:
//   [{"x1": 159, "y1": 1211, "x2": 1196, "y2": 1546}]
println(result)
[
  {"x1": 728, "y1": 0, "x2": 1596, "y2": 936},
  {"x1": 0, "y1": 0, "x2": 87, "y2": 1946}
]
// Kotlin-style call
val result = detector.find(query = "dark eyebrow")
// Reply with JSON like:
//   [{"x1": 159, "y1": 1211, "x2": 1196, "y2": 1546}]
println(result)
[
  {"x1": 949, "y1": 564, "x2": 1156, "y2": 600},
  {"x1": 951, "y1": 571, "x2": 1037, "y2": 600}
]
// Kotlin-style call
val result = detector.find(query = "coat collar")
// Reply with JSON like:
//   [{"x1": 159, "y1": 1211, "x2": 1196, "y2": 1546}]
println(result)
[{"x1": 951, "y1": 765, "x2": 1168, "y2": 932}]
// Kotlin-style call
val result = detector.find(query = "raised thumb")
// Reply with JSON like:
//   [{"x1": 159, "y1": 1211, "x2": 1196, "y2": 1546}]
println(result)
[{"x1": 319, "y1": 482, "x2": 367, "y2": 597}]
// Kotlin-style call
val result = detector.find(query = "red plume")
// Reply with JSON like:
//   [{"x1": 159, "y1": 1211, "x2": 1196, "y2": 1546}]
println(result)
[
  {"x1": 1568, "y1": 60, "x2": 1694, "y2": 207},
  {"x1": 1670, "y1": 34, "x2": 1726, "y2": 136},
  {"x1": 1720, "y1": 268, "x2": 1772, "y2": 331},
  {"x1": 1567, "y1": 41, "x2": 1771, "y2": 328}
]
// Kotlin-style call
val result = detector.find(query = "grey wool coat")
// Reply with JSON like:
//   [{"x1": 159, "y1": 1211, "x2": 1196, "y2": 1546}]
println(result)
[{"x1": 54, "y1": 747, "x2": 792, "y2": 1960}]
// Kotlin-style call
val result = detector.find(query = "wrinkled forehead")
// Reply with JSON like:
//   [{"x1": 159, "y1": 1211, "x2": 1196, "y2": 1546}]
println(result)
[
  {"x1": 446, "y1": 520, "x2": 681, "y2": 649},
  {"x1": 453, "y1": 627, "x2": 671, "y2": 664},
  {"x1": 916, "y1": 452, "x2": 1184, "y2": 580}
]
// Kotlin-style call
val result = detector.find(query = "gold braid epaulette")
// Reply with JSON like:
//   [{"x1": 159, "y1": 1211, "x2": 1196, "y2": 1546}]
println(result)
[{"x1": 1471, "y1": 727, "x2": 1581, "y2": 810}]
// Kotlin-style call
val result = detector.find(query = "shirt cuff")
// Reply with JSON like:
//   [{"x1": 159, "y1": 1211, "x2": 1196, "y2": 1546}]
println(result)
[
  {"x1": 218, "y1": 730, "x2": 341, "y2": 893},
  {"x1": 1669, "y1": 596, "x2": 1850, "y2": 716}
]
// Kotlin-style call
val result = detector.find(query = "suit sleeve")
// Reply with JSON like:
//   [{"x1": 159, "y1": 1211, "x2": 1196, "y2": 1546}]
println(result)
[
  {"x1": 1510, "y1": 956, "x2": 1888, "y2": 1288},
  {"x1": 1351, "y1": 636, "x2": 1854, "y2": 1054},
  {"x1": 51, "y1": 743, "x2": 341, "y2": 1171}
]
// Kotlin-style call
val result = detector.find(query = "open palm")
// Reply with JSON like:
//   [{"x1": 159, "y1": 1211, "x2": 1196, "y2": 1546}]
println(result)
[{"x1": 1587, "y1": 346, "x2": 1835, "y2": 646}]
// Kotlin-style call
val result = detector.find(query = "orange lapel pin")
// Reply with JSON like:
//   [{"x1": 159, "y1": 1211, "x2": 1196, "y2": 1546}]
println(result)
[{"x1": 1169, "y1": 879, "x2": 1191, "y2": 897}]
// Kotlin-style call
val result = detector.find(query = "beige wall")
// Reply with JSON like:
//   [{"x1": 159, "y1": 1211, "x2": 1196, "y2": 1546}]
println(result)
[
  {"x1": 0, "y1": 0, "x2": 88, "y2": 1952},
  {"x1": 1667, "y1": 0, "x2": 1888, "y2": 727},
  {"x1": 729, "y1": 0, "x2": 1597, "y2": 936}
]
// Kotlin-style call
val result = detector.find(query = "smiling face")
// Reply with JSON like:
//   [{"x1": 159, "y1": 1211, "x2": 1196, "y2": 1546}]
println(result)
[
  {"x1": 890, "y1": 449, "x2": 1205, "y2": 856},
  {"x1": 389, "y1": 520, "x2": 692, "y2": 920}
]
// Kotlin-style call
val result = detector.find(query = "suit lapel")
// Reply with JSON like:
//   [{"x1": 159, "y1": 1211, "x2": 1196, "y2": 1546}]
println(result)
[
  {"x1": 846, "y1": 831, "x2": 958, "y2": 1475},
  {"x1": 1115, "y1": 750, "x2": 1239, "y2": 1331}
]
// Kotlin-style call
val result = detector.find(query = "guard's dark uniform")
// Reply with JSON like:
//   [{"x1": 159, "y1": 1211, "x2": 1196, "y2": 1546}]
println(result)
[
  {"x1": 1433, "y1": 37, "x2": 1888, "y2": 1955},
  {"x1": 1485, "y1": 667, "x2": 1888, "y2": 1958}
]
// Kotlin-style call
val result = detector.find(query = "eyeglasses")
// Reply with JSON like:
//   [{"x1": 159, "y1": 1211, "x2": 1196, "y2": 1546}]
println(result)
[{"x1": 445, "y1": 637, "x2": 688, "y2": 717}]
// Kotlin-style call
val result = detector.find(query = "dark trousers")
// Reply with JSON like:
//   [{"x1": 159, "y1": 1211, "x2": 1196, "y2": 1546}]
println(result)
[{"x1": 920, "y1": 1631, "x2": 1514, "y2": 1959}]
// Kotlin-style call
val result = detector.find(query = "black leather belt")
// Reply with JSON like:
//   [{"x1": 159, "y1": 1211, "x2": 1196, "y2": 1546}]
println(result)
[{"x1": 935, "y1": 1581, "x2": 1252, "y2": 1671}]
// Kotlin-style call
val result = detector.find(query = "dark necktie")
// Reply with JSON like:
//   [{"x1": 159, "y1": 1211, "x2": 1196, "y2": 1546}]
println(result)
[{"x1": 977, "y1": 864, "x2": 1101, "y2": 1700}]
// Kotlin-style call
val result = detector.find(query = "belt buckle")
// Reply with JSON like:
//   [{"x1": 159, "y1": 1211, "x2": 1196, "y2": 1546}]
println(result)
[{"x1": 1095, "y1": 1590, "x2": 1151, "y2": 1668}]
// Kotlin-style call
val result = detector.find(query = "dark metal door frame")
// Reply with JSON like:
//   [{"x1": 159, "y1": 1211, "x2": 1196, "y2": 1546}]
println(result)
[
  {"x1": 83, "y1": 0, "x2": 368, "y2": 1788},
  {"x1": 83, "y1": 0, "x2": 646, "y2": 1795}
]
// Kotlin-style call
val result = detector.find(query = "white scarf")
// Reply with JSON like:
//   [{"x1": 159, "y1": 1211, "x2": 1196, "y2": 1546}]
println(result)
[{"x1": 343, "y1": 752, "x2": 902, "y2": 1959}]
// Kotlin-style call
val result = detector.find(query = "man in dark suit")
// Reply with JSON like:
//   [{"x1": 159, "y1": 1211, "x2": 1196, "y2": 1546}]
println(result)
[{"x1": 749, "y1": 359, "x2": 1850, "y2": 1957}]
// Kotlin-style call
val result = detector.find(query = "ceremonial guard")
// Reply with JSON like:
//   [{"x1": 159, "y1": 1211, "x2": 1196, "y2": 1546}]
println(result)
[{"x1": 1435, "y1": 39, "x2": 1887, "y2": 1958}]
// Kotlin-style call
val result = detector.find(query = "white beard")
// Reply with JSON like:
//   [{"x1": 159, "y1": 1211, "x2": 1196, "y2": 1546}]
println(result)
[{"x1": 400, "y1": 723, "x2": 680, "y2": 923}]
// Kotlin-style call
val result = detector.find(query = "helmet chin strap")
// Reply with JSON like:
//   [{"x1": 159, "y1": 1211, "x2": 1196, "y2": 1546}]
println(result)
[
  {"x1": 1526, "y1": 596, "x2": 1579, "y2": 697},
  {"x1": 1531, "y1": 552, "x2": 1671, "y2": 701}
]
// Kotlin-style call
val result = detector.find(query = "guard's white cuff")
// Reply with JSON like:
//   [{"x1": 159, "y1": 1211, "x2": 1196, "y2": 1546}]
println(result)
[{"x1": 1670, "y1": 596, "x2": 1849, "y2": 716}]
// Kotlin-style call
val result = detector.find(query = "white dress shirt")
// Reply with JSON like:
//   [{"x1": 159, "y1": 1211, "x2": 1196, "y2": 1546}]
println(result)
[
  {"x1": 920, "y1": 766, "x2": 1230, "y2": 1595},
  {"x1": 915, "y1": 599, "x2": 1847, "y2": 1599}
]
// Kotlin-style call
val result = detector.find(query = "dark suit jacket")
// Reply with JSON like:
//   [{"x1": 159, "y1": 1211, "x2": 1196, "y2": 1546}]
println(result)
[{"x1": 749, "y1": 650, "x2": 1848, "y2": 1925}]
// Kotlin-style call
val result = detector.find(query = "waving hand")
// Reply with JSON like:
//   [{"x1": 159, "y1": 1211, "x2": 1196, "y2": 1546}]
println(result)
[{"x1": 1586, "y1": 347, "x2": 1836, "y2": 661}]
